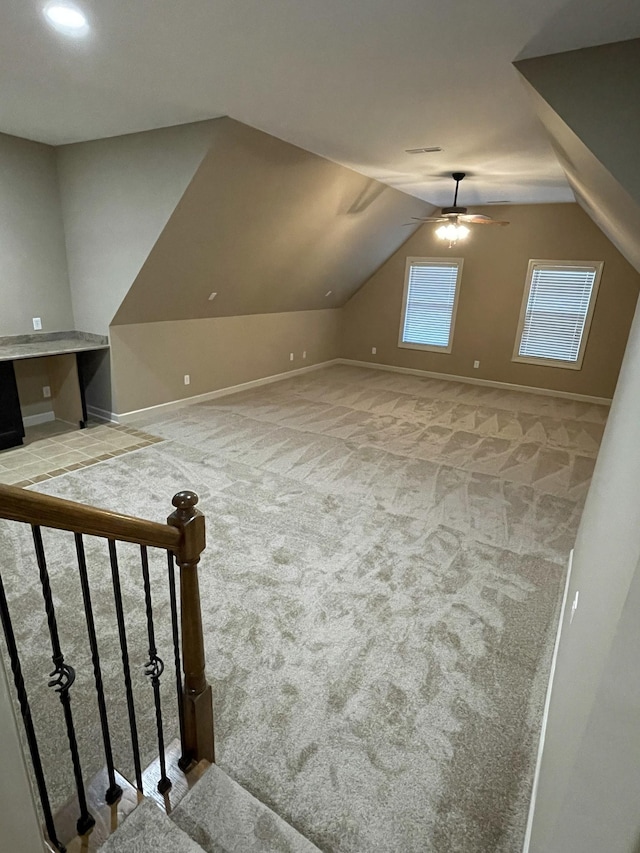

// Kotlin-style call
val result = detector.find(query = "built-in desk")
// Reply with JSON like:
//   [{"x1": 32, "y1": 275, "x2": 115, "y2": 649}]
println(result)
[{"x1": 0, "y1": 332, "x2": 109, "y2": 450}]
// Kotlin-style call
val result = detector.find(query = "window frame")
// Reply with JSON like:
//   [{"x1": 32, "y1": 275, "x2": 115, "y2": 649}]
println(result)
[
  {"x1": 512, "y1": 259, "x2": 604, "y2": 371},
  {"x1": 398, "y1": 256, "x2": 464, "y2": 354}
]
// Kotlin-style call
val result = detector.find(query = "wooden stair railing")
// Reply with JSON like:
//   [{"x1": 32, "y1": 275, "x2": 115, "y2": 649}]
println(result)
[{"x1": 0, "y1": 483, "x2": 214, "y2": 853}]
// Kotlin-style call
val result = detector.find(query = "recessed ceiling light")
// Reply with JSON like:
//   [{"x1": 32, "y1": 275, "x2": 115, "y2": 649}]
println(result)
[
  {"x1": 43, "y1": 2, "x2": 89, "y2": 36},
  {"x1": 405, "y1": 147, "x2": 443, "y2": 154}
]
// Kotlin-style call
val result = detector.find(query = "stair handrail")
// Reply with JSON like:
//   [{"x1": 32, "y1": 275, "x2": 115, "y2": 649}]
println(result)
[
  {"x1": 0, "y1": 483, "x2": 181, "y2": 549},
  {"x1": 0, "y1": 482, "x2": 214, "y2": 851}
]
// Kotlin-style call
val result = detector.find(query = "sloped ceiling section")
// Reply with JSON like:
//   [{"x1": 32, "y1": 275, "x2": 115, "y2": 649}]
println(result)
[
  {"x1": 112, "y1": 118, "x2": 429, "y2": 325},
  {"x1": 57, "y1": 119, "x2": 221, "y2": 336},
  {"x1": 515, "y1": 39, "x2": 640, "y2": 274}
]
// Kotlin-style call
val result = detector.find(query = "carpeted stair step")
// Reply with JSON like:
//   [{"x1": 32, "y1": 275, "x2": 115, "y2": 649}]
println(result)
[
  {"x1": 170, "y1": 764, "x2": 321, "y2": 853},
  {"x1": 99, "y1": 797, "x2": 206, "y2": 853}
]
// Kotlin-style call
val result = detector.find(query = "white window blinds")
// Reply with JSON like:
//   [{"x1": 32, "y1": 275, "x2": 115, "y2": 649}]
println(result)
[
  {"x1": 517, "y1": 263, "x2": 600, "y2": 365},
  {"x1": 401, "y1": 260, "x2": 461, "y2": 350}
]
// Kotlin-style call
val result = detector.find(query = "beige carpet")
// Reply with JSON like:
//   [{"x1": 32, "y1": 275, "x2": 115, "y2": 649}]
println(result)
[{"x1": 0, "y1": 365, "x2": 605, "y2": 852}]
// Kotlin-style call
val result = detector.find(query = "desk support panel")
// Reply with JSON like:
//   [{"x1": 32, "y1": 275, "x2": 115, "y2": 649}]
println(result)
[
  {"x1": 44, "y1": 354, "x2": 84, "y2": 429},
  {"x1": 0, "y1": 362, "x2": 25, "y2": 450}
]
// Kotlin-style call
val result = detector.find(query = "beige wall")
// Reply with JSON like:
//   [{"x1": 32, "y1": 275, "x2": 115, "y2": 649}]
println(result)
[
  {"x1": 14, "y1": 358, "x2": 54, "y2": 421},
  {"x1": 516, "y1": 40, "x2": 640, "y2": 210},
  {"x1": 112, "y1": 118, "x2": 429, "y2": 325},
  {"x1": 513, "y1": 39, "x2": 640, "y2": 852},
  {"x1": 0, "y1": 657, "x2": 45, "y2": 853},
  {"x1": 516, "y1": 48, "x2": 640, "y2": 274},
  {"x1": 110, "y1": 309, "x2": 340, "y2": 415},
  {"x1": 0, "y1": 132, "x2": 72, "y2": 336},
  {"x1": 341, "y1": 203, "x2": 639, "y2": 399},
  {"x1": 56, "y1": 119, "x2": 220, "y2": 336},
  {"x1": 529, "y1": 297, "x2": 640, "y2": 853}
]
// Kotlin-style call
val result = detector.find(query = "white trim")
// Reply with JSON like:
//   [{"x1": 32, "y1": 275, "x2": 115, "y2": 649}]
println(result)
[
  {"x1": 86, "y1": 404, "x2": 119, "y2": 424},
  {"x1": 22, "y1": 411, "x2": 55, "y2": 428},
  {"x1": 398, "y1": 256, "x2": 464, "y2": 354},
  {"x1": 522, "y1": 548, "x2": 575, "y2": 853},
  {"x1": 512, "y1": 259, "x2": 604, "y2": 370},
  {"x1": 105, "y1": 356, "x2": 611, "y2": 423},
  {"x1": 115, "y1": 359, "x2": 341, "y2": 422},
  {"x1": 337, "y1": 359, "x2": 612, "y2": 405}
]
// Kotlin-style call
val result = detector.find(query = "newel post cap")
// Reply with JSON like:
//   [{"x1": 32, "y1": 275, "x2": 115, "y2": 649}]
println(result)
[
  {"x1": 168, "y1": 490, "x2": 206, "y2": 562},
  {"x1": 172, "y1": 490, "x2": 199, "y2": 513}
]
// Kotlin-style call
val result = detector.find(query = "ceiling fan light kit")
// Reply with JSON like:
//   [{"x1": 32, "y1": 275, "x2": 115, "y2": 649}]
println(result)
[
  {"x1": 411, "y1": 172, "x2": 510, "y2": 247},
  {"x1": 436, "y1": 222, "x2": 470, "y2": 245}
]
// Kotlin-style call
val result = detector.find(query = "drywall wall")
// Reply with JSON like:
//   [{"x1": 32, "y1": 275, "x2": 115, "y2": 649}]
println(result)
[
  {"x1": 528, "y1": 297, "x2": 640, "y2": 853},
  {"x1": 341, "y1": 202, "x2": 639, "y2": 398},
  {"x1": 14, "y1": 359, "x2": 54, "y2": 421},
  {"x1": 110, "y1": 309, "x2": 340, "y2": 414},
  {"x1": 56, "y1": 119, "x2": 220, "y2": 336},
  {"x1": 539, "y1": 548, "x2": 640, "y2": 852},
  {"x1": 516, "y1": 40, "x2": 640, "y2": 209},
  {"x1": 511, "y1": 42, "x2": 640, "y2": 851},
  {"x1": 78, "y1": 349, "x2": 113, "y2": 420},
  {"x1": 112, "y1": 118, "x2": 429, "y2": 325},
  {"x1": 0, "y1": 656, "x2": 45, "y2": 853},
  {"x1": 515, "y1": 69, "x2": 640, "y2": 274},
  {"x1": 0, "y1": 132, "x2": 72, "y2": 336}
]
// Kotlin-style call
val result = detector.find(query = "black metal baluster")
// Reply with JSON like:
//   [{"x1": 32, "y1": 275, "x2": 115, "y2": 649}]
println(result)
[
  {"x1": 167, "y1": 550, "x2": 190, "y2": 770},
  {"x1": 140, "y1": 546, "x2": 171, "y2": 793},
  {"x1": 74, "y1": 533, "x2": 122, "y2": 805},
  {"x1": 0, "y1": 571, "x2": 66, "y2": 852},
  {"x1": 108, "y1": 539, "x2": 143, "y2": 791},
  {"x1": 32, "y1": 525, "x2": 95, "y2": 837}
]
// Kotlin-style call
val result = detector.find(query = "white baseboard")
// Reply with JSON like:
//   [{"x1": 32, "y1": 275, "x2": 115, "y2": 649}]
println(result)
[
  {"x1": 86, "y1": 404, "x2": 118, "y2": 424},
  {"x1": 522, "y1": 548, "x2": 575, "y2": 853},
  {"x1": 22, "y1": 411, "x2": 55, "y2": 428},
  {"x1": 115, "y1": 359, "x2": 341, "y2": 423},
  {"x1": 113, "y1": 355, "x2": 610, "y2": 422},
  {"x1": 337, "y1": 359, "x2": 612, "y2": 406}
]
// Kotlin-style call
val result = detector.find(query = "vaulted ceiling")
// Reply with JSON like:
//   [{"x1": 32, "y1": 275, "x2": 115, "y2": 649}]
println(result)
[{"x1": 3, "y1": 0, "x2": 640, "y2": 207}]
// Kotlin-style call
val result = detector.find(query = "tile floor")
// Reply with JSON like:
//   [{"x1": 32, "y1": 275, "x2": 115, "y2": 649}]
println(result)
[{"x1": 0, "y1": 420, "x2": 164, "y2": 487}]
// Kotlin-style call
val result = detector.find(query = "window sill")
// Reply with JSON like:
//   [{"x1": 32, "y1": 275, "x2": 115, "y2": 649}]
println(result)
[
  {"x1": 398, "y1": 341, "x2": 452, "y2": 354},
  {"x1": 511, "y1": 355, "x2": 583, "y2": 371}
]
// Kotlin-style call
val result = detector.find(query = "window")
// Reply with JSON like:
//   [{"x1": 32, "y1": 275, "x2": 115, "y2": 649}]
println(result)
[
  {"x1": 399, "y1": 257, "x2": 463, "y2": 353},
  {"x1": 513, "y1": 260, "x2": 603, "y2": 370}
]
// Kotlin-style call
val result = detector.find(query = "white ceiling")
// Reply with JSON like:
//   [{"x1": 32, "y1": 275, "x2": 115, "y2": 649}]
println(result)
[{"x1": 2, "y1": 0, "x2": 640, "y2": 206}]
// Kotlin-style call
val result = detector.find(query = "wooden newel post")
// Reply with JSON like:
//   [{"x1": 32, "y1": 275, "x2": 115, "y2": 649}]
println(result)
[{"x1": 168, "y1": 490, "x2": 215, "y2": 765}]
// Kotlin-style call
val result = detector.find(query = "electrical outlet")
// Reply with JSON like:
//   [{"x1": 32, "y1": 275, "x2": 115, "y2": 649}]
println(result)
[
  {"x1": 473, "y1": 360, "x2": 480, "y2": 369},
  {"x1": 32, "y1": 317, "x2": 42, "y2": 330},
  {"x1": 184, "y1": 374, "x2": 190, "y2": 385},
  {"x1": 42, "y1": 386, "x2": 51, "y2": 399},
  {"x1": 289, "y1": 353, "x2": 294, "y2": 361},
  {"x1": 372, "y1": 347, "x2": 377, "y2": 355},
  {"x1": 303, "y1": 351, "x2": 307, "y2": 359}
]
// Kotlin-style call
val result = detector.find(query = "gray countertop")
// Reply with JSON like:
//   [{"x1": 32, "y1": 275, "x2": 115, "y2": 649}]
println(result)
[{"x1": 0, "y1": 331, "x2": 109, "y2": 362}]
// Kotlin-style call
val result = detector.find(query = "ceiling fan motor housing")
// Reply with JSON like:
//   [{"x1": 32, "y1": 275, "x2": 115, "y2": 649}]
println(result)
[{"x1": 441, "y1": 206, "x2": 468, "y2": 215}]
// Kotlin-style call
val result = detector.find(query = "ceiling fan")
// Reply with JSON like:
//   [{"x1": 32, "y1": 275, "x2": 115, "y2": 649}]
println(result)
[{"x1": 408, "y1": 172, "x2": 510, "y2": 246}]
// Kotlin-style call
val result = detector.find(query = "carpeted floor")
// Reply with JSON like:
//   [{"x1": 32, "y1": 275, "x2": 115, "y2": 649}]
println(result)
[{"x1": 0, "y1": 365, "x2": 605, "y2": 852}]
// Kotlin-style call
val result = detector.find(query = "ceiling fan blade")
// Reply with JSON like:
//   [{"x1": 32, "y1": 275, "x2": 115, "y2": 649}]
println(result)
[
  {"x1": 458, "y1": 214, "x2": 492, "y2": 223},
  {"x1": 462, "y1": 215, "x2": 510, "y2": 226},
  {"x1": 410, "y1": 216, "x2": 447, "y2": 222}
]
